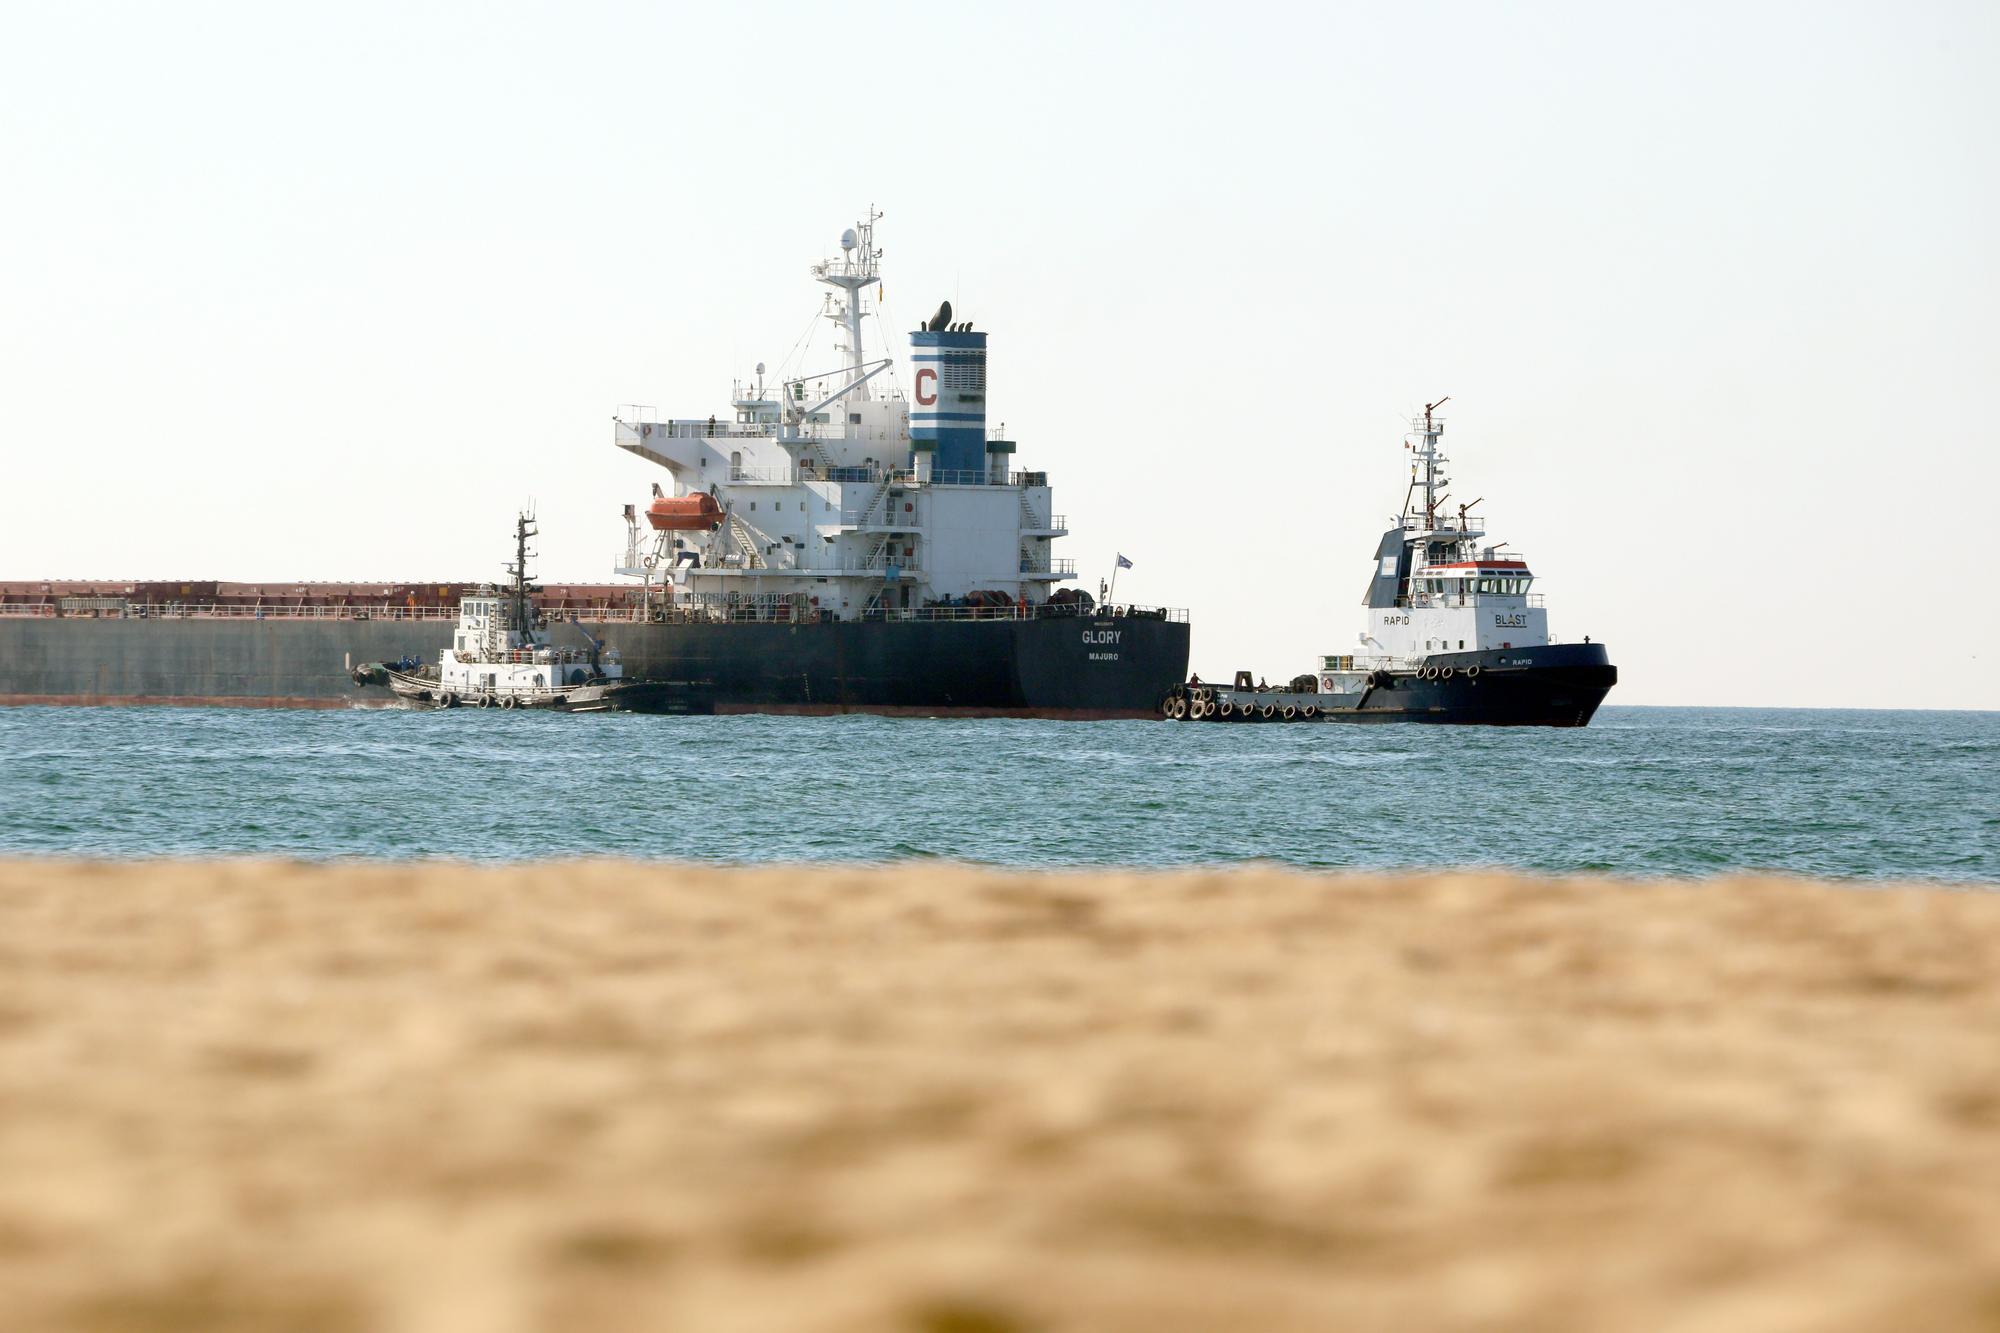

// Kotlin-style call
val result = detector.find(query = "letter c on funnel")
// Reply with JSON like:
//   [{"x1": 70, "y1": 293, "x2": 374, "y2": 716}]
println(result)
[{"x1": 915, "y1": 368, "x2": 937, "y2": 406}]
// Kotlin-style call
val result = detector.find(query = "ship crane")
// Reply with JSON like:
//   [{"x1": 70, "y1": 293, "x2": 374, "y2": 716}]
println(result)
[{"x1": 780, "y1": 358, "x2": 894, "y2": 431}]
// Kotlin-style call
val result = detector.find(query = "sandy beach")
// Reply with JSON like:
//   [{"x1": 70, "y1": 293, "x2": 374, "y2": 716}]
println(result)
[{"x1": 0, "y1": 861, "x2": 1996, "y2": 1332}]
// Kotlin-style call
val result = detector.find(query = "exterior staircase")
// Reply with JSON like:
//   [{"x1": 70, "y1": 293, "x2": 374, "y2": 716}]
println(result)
[{"x1": 721, "y1": 515, "x2": 767, "y2": 569}]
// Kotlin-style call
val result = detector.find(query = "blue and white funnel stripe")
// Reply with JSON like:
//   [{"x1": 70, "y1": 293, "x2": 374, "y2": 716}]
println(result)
[{"x1": 910, "y1": 327, "x2": 987, "y2": 477}]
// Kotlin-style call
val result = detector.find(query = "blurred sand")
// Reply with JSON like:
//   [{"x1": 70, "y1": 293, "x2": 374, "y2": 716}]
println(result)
[{"x1": 1, "y1": 861, "x2": 1998, "y2": 1333}]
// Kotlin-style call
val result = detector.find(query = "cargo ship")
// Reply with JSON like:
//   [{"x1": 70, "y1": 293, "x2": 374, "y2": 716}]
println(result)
[
  {"x1": 0, "y1": 213, "x2": 1191, "y2": 717},
  {"x1": 1163, "y1": 402, "x2": 1617, "y2": 726}
]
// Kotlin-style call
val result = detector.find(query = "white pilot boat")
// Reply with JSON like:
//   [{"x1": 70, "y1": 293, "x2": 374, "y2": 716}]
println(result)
[{"x1": 357, "y1": 514, "x2": 663, "y2": 712}]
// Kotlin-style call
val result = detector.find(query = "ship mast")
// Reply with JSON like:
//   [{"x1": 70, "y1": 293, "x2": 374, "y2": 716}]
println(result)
[
  {"x1": 504, "y1": 510, "x2": 538, "y2": 634},
  {"x1": 812, "y1": 206, "x2": 883, "y2": 384},
  {"x1": 1405, "y1": 397, "x2": 1451, "y2": 530}
]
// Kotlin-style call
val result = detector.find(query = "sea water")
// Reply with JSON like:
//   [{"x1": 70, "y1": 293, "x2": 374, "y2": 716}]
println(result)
[{"x1": 0, "y1": 706, "x2": 1993, "y2": 880}]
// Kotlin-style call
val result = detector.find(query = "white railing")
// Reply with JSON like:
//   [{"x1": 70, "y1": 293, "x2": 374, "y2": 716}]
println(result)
[
  {"x1": 860, "y1": 602, "x2": 1187, "y2": 624},
  {"x1": 1401, "y1": 593, "x2": 1546, "y2": 609},
  {"x1": 3, "y1": 599, "x2": 1190, "y2": 627},
  {"x1": 834, "y1": 509, "x2": 922, "y2": 528},
  {"x1": 1403, "y1": 516, "x2": 1488, "y2": 536},
  {"x1": 1419, "y1": 550, "x2": 1529, "y2": 568},
  {"x1": 702, "y1": 556, "x2": 925, "y2": 576},
  {"x1": 0, "y1": 603, "x2": 475, "y2": 621}
]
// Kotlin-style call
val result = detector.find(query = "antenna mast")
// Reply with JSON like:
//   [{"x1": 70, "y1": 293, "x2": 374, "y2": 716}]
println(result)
[
  {"x1": 505, "y1": 509, "x2": 539, "y2": 633},
  {"x1": 811, "y1": 206, "x2": 884, "y2": 384},
  {"x1": 1407, "y1": 396, "x2": 1451, "y2": 530}
]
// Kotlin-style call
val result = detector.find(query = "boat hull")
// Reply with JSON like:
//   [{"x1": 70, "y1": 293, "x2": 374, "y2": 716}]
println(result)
[
  {"x1": 0, "y1": 613, "x2": 1191, "y2": 719},
  {"x1": 1329, "y1": 650, "x2": 1616, "y2": 725},
  {"x1": 1179, "y1": 643, "x2": 1616, "y2": 728}
]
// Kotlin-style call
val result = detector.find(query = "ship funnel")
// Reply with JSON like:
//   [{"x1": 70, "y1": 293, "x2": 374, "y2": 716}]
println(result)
[{"x1": 910, "y1": 307, "x2": 987, "y2": 481}]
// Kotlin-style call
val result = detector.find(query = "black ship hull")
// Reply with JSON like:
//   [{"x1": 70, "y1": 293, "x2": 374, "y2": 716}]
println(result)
[
  {"x1": 1329, "y1": 643, "x2": 1616, "y2": 726},
  {"x1": 0, "y1": 613, "x2": 1190, "y2": 719},
  {"x1": 1176, "y1": 643, "x2": 1616, "y2": 728}
]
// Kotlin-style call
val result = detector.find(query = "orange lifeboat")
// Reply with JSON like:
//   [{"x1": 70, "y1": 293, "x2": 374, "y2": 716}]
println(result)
[{"x1": 646, "y1": 494, "x2": 724, "y2": 531}]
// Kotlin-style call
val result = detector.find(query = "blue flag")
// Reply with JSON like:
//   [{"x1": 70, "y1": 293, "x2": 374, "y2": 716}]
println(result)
[{"x1": 1116, "y1": 553, "x2": 1133, "y2": 569}]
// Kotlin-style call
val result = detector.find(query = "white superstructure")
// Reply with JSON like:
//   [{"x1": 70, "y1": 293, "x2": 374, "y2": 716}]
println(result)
[
  {"x1": 611, "y1": 210, "x2": 1076, "y2": 622},
  {"x1": 1318, "y1": 403, "x2": 1552, "y2": 690}
]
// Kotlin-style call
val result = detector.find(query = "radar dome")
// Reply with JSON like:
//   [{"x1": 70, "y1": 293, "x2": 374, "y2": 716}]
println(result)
[
  {"x1": 839, "y1": 227, "x2": 858, "y2": 252},
  {"x1": 755, "y1": 361, "x2": 766, "y2": 376}
]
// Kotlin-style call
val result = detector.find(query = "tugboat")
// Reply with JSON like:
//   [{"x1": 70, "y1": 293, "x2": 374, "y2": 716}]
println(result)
[
  {"x1": 1168, "y1": 402, "x2": 1617, "y2": 726},
  {"x1": 352, "y1": 514, "x2": 706, "y2": 713}
]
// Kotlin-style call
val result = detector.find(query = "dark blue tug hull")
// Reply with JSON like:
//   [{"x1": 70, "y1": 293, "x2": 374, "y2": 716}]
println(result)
[
  {"x1": 1329, "y1": 643, "x2": 1617, "y2": 727},
  {"x1": 1177, "y1": 643, "x2": 1616, "y2": 728}
]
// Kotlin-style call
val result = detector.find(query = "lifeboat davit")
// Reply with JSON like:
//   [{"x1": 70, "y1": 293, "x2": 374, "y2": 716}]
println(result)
[{"x1": 645, "y1": 494, "x2": 724, "y2": 531}]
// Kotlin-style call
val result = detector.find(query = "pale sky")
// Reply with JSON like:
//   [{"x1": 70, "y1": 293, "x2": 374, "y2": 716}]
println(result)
[{"x1": 3, "y1": 1, "x2": 1994, "y2": 709}]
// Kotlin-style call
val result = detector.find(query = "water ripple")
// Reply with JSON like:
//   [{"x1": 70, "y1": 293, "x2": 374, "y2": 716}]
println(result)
[{"x1": 0, "y1": 705, "x2": 1994, "y2": 880}]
